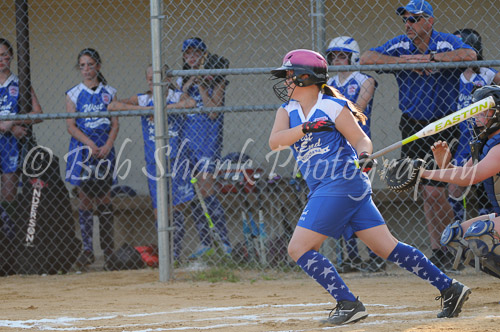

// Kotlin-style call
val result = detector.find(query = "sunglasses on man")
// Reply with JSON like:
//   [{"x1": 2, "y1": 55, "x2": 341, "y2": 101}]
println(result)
[{"x1": 401, "y1": 15, "x2": 426, "y2": 24}]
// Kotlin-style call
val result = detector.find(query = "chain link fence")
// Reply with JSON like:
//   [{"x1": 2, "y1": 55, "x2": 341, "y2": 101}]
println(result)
[{"x1": 0, "y1": 0, "x2": 498, "y2": 279}]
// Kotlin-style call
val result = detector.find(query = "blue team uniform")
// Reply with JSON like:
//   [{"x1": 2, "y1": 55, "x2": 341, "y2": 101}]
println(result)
[
  {"x1": 454, "y1": 68, "x2": 498, "y2": 165},
  {"x1": 285, "y1": 92, "x2": 385, "y2": 240},
  {"x1": 177, "y1": 77, "x2": 223, "y2": 173},
  {"x1": 0, "y1": 74, "x2": 22, "y2": 173},
  {"x1": 138, "y1": 90, "x2": 194, "y2": 208},
  {"x1": 65, "y1": 83, "x2": 117, "y2": 186},
  {"x1": 370, "y1": 30, "x2": 472, "y2": 120},
  {"x1": 327, "y1": 72, "x2": 377, "y2": 137}
]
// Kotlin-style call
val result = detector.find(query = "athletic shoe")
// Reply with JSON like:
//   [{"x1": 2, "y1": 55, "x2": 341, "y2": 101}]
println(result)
[
  {"x1": 188, "y1": 245, "x2": 214, "y2": 259},
  {"x1": 75, "y1": 250, "x2": 95, "y2": 269},
  {"x1": 322, "y1": 297, "x2": 368, "y2": 325},
  {"x1": 436, "y1": 279, "x2": 471, "y2": 318},
  {"x1": 360, "y1": 256, "x2": 386, "y2": 273}
]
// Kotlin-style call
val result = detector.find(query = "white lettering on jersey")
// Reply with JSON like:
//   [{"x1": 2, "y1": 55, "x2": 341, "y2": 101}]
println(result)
[
  {"x1": 295, "y1": 133, "x2": 331, "y2": 163},
  {"x1": 82, "y1": 103, "x2": 106, "y2": 113}
]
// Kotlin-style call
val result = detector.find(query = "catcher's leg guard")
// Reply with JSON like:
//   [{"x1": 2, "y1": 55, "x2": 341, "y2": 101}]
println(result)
[
  {"x1": 463, "y1": 220, "x2": 500, "y2": 277},
  {"x1": 440, "y1": 221, "x2": 469, "y2": 270},
  {"x1": 464, "y1": 220, "x2": 496, "y2": 257}
]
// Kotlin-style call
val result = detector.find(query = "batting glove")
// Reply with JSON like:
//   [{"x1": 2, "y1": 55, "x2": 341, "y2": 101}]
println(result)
[
  {"x1": 302, "y1": 120, "x2": 334, "y2": 134},
  {"x1": 357, "y1": 152, "x2": 377, "y2": 172}
]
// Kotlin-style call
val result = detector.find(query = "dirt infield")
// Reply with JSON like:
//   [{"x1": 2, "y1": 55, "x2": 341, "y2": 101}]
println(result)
[{"x1": 1, "y1": 266, "x2": 499, "y2": 332}]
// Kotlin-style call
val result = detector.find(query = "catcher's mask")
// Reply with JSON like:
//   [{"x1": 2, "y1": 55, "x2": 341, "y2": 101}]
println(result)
[{"x1": 271, "y1": 49, "x2": 328, "y2": 103}]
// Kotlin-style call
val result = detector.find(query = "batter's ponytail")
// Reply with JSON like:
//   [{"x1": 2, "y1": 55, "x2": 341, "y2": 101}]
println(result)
[{"x1": 321, "y1": 84, "x2": 367, "y2": 125}]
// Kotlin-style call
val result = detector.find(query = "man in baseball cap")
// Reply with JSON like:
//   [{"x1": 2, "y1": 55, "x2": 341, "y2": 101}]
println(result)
[
  {"x1": 361, "y1": 0, "x2": 476, "y2": 271},
  {"x1": 396, "y1": 0, "x2": 434, "y2": 17}
]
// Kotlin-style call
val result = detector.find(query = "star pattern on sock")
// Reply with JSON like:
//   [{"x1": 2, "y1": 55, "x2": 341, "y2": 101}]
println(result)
[
  {"x1": 320, "y1": 267, "x2": 333, "y2": 279},
  {"x1": 390, "y1": 243, "x2": 451, "y2": 291},
  {"x1": 304, "y1": 257, "x2": 318, "y2": 270}
]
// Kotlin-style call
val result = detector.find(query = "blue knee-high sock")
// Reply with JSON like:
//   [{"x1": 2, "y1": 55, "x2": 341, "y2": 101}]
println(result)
[
  {"x1": 191, "y1": 201, "x2": 211, "y2": 247},
  {"x1": 387, "y1": 242, "x2": 452, "y2": 291},
  {"x1": 448, "y1": 196, "x2": 465, "y2": 221},
  {"x1": 368, "y1": 247, "x2": 378, "y2": 258},
  {"x1": 346, "y1": 238, "x2": 359, "y2": 261},
  {"x1": 205, "y1": 194, "x2": 230, "y2": 246},
  {"x1": 297, "y1": 250, "x2": 357, "y2": 302},
  {"x1": 173, "y1": 210, "x2": 185, "y2": 259},
  {"x1": 78, "y1": 209, "x2": 94, "y2": 252}
]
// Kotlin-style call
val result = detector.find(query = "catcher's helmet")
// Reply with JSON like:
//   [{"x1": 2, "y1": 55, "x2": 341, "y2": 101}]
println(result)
[
  {"x1": 472, "y1": 85, "x2": 500, "y2": 110},
  {"x1": 468, "y1": 85, "x2": 500, "y2": 142},
  {"x1": 453, "y1": 28, "x2": 483, "y2": 61},
  {"x1": 325, "y1": 36, "x2": 360, "y2": 65},
  {"x1": 271, "y1": 49, "x2": 328, "y2": 102}
]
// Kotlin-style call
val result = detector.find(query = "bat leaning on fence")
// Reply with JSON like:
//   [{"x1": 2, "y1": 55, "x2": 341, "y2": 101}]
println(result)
[{"x1": 190, "y1": 177, "x2": 224, "y2": 254}]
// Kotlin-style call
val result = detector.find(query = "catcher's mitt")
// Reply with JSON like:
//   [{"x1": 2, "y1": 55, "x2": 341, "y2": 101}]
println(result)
[{"x1": 382, "y1": 158, "x2": 426, "y2": 193}]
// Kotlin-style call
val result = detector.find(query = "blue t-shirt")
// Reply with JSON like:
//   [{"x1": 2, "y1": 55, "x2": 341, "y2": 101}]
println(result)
[
  {"x1": 370, "y1": 30, "x2": 472, "y2": 120},
  {"x1": 284, "y1": 92, "x2": 371, "y2": 198}
]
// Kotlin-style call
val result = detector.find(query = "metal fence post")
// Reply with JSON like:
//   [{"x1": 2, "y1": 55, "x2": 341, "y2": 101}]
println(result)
[{"x1": 150, "y1": 0, "x2": 172, "y2": 282}]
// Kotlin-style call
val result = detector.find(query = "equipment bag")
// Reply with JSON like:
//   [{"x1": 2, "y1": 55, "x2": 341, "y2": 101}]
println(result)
[{"x1": 12, "y1": 147, "x2": 81, "y2": 275}]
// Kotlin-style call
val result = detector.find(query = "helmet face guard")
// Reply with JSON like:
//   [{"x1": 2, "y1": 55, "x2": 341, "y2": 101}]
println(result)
[{"x1": 271, "y1": 49, "x2": 328, "y2": 103}]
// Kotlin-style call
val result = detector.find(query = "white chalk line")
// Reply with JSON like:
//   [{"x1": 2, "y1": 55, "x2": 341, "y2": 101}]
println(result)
[{"x1": 1, "y1": 302, "x2": 493, "y2": 331}]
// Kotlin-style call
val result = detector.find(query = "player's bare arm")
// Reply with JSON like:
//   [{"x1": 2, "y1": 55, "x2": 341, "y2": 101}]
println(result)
[
  {"x1": 422, "y1": 143, "x2": 500, "y2": 186},
  {"x1": 356, "y1": 78, "x2": 376, "y2": 112},
  {"x1": 336, "y1": 106, "x2": 372, "y2": 155},
  {"x1": 269, "y1": 107, "x2": 304, "y2": 151}
]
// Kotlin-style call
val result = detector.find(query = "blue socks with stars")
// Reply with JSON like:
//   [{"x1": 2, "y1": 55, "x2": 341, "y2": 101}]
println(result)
[
  {"x1": 297, "y1": 250, "x2": 356, "y2": 302},
  {"x1": 387, "y1": 242, "x2": 452, "y2": 291}
]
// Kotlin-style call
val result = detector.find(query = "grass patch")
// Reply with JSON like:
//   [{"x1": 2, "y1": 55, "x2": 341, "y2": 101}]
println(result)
[{"x1": 191, "y1": 267, "x2": 240, "y2": 283}]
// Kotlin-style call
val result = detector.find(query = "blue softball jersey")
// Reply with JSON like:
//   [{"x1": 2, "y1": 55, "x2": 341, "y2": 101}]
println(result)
[
  {"x1": 0, "y1": 74, "x2": 21, "y2": 173},
  {"x1": 327, "y1": 72, "x2": 377, "y2": 137},
  {"x1": 64, "y1": 82, "x2": 116, "y2": 186}
]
